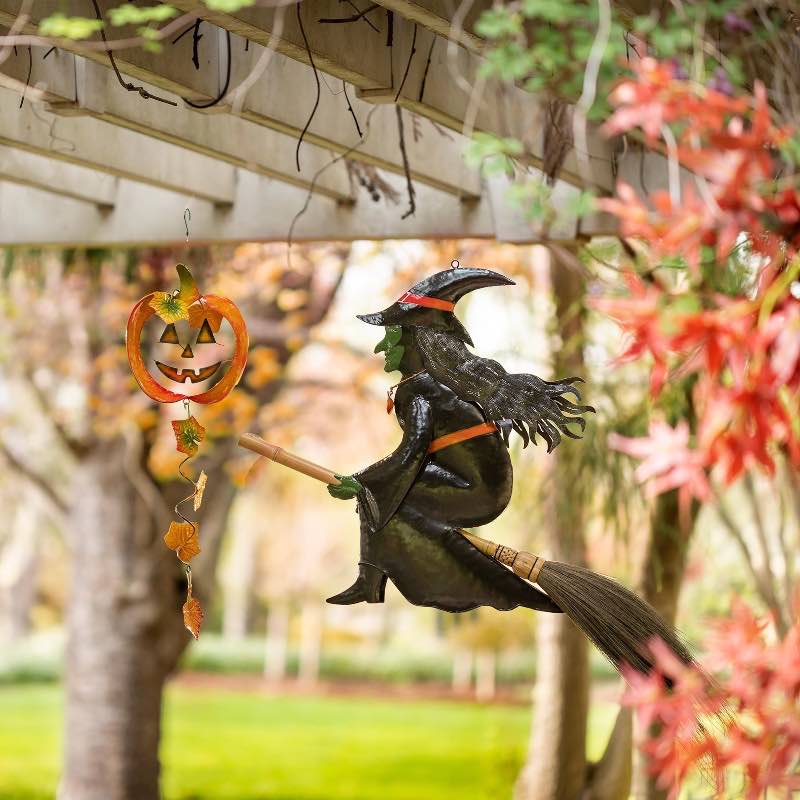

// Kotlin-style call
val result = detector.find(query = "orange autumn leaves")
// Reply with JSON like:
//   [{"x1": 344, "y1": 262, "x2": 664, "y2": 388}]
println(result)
[
  {"x1": 163, "y1": 521, "x2": 201, "y2": 562},
  {"x1": 182, "y1": 592, "x2": 204, "y2": 640},
  {"x1": 163, "y1": 521, "x2": 204, "y2": 639},
  {"x1": 172, "y1": 416, "x2": 206, "y2": 456}
]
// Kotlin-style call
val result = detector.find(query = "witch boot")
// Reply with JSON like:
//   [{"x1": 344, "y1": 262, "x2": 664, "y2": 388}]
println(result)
[{"x1": 326, "y1": 562, "x2": 387, "y2": 605}]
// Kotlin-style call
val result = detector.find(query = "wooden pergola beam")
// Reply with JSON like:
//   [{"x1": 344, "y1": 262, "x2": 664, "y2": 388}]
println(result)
[
  {"x1": 165, "y1": 0, "x2": 622, "y2": 193},
  {"x1": 0, "y1": 154, "x2": 614, "y2": 247},
  {"x1": 0, "y1": 89, "x2": 237, "y2": 205},
  {"x1": 48, "y1": 57, "x2": 354, "y2": 203},
  {"x1": 371, "y1": 1, "x2": 489, "y2": 53},
  {"x1": 0, "y1": 2, "x2": 481, "y2": 199},
  {"x1": 0, "y1": 145, "x2": 118, "y2": 207}
]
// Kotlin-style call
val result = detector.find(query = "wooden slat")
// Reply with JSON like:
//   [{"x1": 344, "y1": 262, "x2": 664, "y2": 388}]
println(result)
[
  {"x1": 0, "y1": 0, "x2": 217, "y2": 100},
  {"x1": 0, "y1": 145, "x2": 117, "y2": 206},
  {"x1": 372, "y1": 0, "x2": 489, "y2": 53},
  {"x1": 57, "y1": 57, "x2": 353, "y2": 203},
  {"x1": 168, "y1": 0, "x2": 621, "y2": 193},
  {"x1": 0, "y1": 88, "x2": 236, "y2": 204},
  {"x1": 0, "y1": 164, "x2": 614, "y2": 247},
  {"x1": 0, "y1": 3, "x2": 480, "y2": 198}
]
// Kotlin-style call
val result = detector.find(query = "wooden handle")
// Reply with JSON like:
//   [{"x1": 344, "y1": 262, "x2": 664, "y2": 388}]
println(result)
[
  {"x1": 237, "y1": 434, "x2": 545, "y2": 582},
  {"x1": 458, "y1": 529, "x2": 546, "y2": 583},
  {"x1": 237, "y1": 433, "x2": 341, "y2": 485}
]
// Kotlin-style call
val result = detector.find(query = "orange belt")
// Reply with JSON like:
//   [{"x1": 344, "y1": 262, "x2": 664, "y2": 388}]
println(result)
[{"x1": 428, "y1": 422, "x2": 498, "y2": 454}]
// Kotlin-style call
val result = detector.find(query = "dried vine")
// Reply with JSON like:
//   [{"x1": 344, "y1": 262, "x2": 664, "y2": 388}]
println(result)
[
  {"x1": 89, "y1": 0, "x2": 177, "y2": 106},
  {"x1": 295, "y1": 2, "x2": 321, "y2": 172},
  {"x1": 395, "y1": 105, "x2": 416, "y2": 219}
]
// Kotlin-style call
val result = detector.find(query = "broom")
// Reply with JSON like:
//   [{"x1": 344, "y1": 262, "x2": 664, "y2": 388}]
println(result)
[{"x1": 238, "y1": 433, "x2": 693, "y2": 676}]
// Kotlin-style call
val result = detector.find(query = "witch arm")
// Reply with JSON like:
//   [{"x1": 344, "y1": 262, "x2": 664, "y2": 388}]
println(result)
[{"x1": 353, "y1": 396, "x2": 433, "y2": 532}]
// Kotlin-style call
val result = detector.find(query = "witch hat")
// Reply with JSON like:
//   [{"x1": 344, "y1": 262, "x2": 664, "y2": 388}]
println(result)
[{"x1": 357, "y1": 265, "x2": 514, "y2": 345}]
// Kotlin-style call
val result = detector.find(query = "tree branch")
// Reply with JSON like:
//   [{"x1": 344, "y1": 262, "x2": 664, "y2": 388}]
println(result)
[
  {"x1": 23, "y1": 372, "x2": 89, "y2": 458},
  {"x1": 0, "y1": 438, "x2": 68, "y2": 516}
]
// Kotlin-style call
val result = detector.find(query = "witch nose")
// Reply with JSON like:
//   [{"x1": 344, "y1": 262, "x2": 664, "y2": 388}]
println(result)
[{"x1": 181, "y1": 343, "x2": 194, "y2": 358}]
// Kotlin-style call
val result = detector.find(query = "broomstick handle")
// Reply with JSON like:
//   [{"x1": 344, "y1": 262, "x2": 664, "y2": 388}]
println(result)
[
  {"x1": 237, "y1": 433, "x2": 545, "y2": 584},
  {"x1": 238, "y1": 433, "x2": 342, "y2": 486}
]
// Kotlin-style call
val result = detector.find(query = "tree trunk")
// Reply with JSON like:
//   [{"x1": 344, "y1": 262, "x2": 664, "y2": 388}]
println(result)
[
  {"x1": 516, "y1": 248, "x2": 593, "y2": 800},
  {"x1": 264, "y1": 599, "x2": 290, "y2": 682},
  {"x1": 474, "y1": 650, "x2": 496, "y2": 702},
  {"x1": 632, "y1": 490, "x2": 693, "y2": 800},
  {"x1": 59, "y1": 443, "x2": 235, "y2": 800},
  {"x1": 298, "y1": 599, "x2": 323, "y2": 686},
  {"x1": 0, "y1": 495, "x2": 41, "y2": 643},
  {"x1": 220, "y1": 499, "x2": 260, "y2": 640},
  {"x1": 451, "y1": 649, "x2": 473, "y2": 693}
]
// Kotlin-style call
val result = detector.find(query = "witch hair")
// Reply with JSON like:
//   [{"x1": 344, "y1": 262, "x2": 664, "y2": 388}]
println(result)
[{"x1": 414, "y1": 327, "x2": 595, "y2": 452}]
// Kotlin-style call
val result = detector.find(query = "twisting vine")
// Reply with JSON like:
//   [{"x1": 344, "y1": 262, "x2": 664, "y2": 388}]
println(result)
[
  {"x1": 295, "y1": 2, "x2": 321, "y2": 172},
  {"x1": 89, "y1": 0, "x2": 177, "y2": 106}
]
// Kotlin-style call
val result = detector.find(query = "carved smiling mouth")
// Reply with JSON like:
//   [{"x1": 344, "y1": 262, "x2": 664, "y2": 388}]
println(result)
[{"x1": 155, "y1": 362, "x2": 222, "y2": 383}]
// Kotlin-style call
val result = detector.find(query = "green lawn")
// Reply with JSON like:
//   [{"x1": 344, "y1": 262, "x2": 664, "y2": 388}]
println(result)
[{"x1": 0, "y1": 684, "x2": 618, "y2": 800}]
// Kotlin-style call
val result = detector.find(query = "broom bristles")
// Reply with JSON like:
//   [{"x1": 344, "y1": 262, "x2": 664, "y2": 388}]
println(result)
[{"x1": 537, "y1": 560, "x2": 693, "y2": 674}]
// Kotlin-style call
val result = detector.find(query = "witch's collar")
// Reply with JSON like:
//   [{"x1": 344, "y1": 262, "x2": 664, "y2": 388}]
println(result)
[{"x1": 386, "y1": 370, "x2": 426, "y2": 414}]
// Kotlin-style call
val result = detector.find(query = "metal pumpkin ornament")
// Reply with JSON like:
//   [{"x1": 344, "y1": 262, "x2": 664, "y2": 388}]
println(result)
[{"x1": 126, "y1": 264, "x2": 249, "y2": 638}]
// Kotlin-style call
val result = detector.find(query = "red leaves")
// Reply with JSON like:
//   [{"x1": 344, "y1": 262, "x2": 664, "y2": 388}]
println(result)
[
  {"x1": 623, "y1": 601, "x2": 800, "y2": 799},
  {"x1": 609, "y1": 421, "x2": 710, "y2": 526},
  {"x1": 593, "y1": 59, "x2": 800, "y2": 493},
  {"x1": 597, "y1": 274, "x2": 800, "y2": 486}
]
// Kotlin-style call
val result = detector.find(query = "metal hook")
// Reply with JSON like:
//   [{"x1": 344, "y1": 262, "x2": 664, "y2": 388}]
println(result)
[{"x1": 184, "y1": 208, "x2": 191, "y2": 242}]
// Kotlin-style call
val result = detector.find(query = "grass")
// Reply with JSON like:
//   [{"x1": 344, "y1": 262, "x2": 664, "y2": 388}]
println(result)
[{"x1": 0, "y1": 684, "x2": 618, "y2": 800}]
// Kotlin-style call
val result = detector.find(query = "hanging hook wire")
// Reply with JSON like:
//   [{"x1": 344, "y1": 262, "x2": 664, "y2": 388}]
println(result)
[{"x1": 184, "y1": 208, "x2": 191, "y2": 242}]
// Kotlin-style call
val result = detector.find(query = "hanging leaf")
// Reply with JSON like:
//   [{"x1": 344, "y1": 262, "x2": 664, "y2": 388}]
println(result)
[
  {"x1": 193, "y1": 470, "x2": 208, "y2": 511},
  {"x1": 172, "y1": 416, "x2": 206, "y2": 455},
  {"x1": 176, "y1": 264, "x2": 201, "y2": 305},
  {"x1": 149, "y1": 291, "x2": 189, "y2": 323},
  {"x1": 183, "y1": 592, "x2": 204, "y2": 639},
  {"x1": 163, "y1": 521, "x2": 201, "y2": 561}
]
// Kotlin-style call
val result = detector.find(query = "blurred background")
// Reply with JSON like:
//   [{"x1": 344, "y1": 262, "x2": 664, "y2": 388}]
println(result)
[{"x1": 0, "y1": 240, "x2": 796, "y2": 800}]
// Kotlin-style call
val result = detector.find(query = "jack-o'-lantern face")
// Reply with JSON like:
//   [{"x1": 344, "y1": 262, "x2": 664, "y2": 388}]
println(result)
[{"x1": 126, "y1": 265, "x2": 248, "y2": 404}]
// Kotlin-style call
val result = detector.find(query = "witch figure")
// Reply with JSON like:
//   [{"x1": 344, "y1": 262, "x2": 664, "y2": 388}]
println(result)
[
  {"x1": 324, "y1": 265, "x2": 693, "y2": 676},
  {"x1": 326, "y1": 266, "x2": 590, "y2": 613}
]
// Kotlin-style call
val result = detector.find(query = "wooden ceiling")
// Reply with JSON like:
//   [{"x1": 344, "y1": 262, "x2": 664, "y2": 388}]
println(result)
[{"x1": 0, "y1": 1, "x2": 666, "y2": 247}]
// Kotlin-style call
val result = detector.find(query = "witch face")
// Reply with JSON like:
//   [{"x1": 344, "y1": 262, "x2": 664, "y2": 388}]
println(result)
[{"x1": 373, "y1": 325, "x2": 404, "y2": 373}]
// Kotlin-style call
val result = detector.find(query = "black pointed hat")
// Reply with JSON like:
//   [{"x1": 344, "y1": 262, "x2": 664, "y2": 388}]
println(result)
[{"x1": 357, "y1": 267, "x2": 514, "y2": 345}]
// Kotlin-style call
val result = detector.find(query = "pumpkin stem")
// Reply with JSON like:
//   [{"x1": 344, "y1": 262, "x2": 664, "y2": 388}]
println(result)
[{"x1": 176, "y1": 264, "x2": 200, "y2": 304}]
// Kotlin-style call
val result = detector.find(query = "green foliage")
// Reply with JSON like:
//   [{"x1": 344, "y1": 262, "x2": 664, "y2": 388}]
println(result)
[
  {"x1": 565, "y1": 189, "x2": 596, "y2": 219},
  {"x1": 202, "y1": 0, "x2": 256, "y2": 11},
  {"x1": 107, "y1": 3, "x2": 177, "y2": 26},
  {"x1": 138, "y1": 25, "x2": 164, "y2": 52},
  {"x1": 463, "y1": 133, "x2": 523, "y2": 177},
  {"x1": 475, "y1": 0, "x2": 627, "y2": 118},
  {"x1": 779, "y1": 132, "x2": 800, "y2": 167},
  {"x1": 38, "y1": 13, "x2": 104, "y2": 39},
  {"x1": 507, "y1": 181, "x2": 553, "y2": 223}
]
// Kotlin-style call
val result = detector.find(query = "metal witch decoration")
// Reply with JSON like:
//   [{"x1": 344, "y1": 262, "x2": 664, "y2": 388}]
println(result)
[
  {"x1": 127, "y1": 263, "x2": 248, "y2": 639},
  {"x1": 240, "y1": 265, "x2": 693, "y2": 678}
]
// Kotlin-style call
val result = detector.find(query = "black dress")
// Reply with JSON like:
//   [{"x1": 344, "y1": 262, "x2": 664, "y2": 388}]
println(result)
[{"x1": 352, "y1": 372, "x2": 561, "y2": 614}]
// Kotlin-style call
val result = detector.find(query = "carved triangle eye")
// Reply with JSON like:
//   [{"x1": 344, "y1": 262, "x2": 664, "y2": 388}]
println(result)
[
  {"x1": 160, "y1": 323, "x2": 180, "y2": 344},
  {"x1": 196, "y1": 318, "x2": 217, "y2": 344}
]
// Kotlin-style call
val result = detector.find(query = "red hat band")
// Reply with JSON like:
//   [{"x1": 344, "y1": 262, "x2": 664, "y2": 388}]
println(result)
[{"x1": 396, "y1": 291, "x2": 455, "y2": 312}]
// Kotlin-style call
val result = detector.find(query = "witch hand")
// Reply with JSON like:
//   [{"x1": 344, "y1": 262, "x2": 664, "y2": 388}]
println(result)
[{"x1": 327, "y1": 474, "x2": 364, "y2": 500}]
